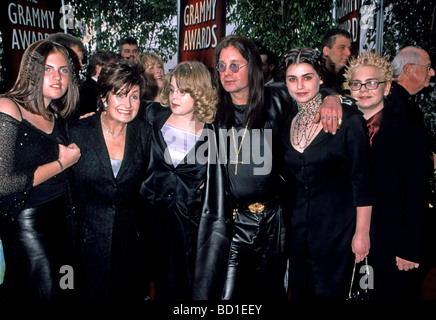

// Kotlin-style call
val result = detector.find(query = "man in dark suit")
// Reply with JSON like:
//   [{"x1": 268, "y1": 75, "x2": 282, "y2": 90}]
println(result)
[
  {"x1": 388, "y1": 46, "x2": 435, "y2": 129},
  {"x1": 75, "y1": 50, "x2": 115, "y2": 119},
  {"x1": 387, "y1": 46, "x2": 436, "y2": 299}
]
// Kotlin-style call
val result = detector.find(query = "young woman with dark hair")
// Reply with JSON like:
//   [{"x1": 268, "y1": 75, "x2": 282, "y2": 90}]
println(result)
[{"x1": 282, "y1": 47, "x2": 373, "y2": 299}]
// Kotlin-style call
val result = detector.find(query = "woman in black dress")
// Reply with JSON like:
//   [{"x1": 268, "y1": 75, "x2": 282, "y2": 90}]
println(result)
[
  {"x1": 67, "y1": 60, "x2": 150, "y2": 300},
  {"x1": 281, "y1": 48, "x2": 374, "y2": 299},
  {"x1": 0, "y1": 40, "x2": 81, "y2": 300},
  {"x1": 140, "y1": 61, "x2": 218, "y2": 299}
]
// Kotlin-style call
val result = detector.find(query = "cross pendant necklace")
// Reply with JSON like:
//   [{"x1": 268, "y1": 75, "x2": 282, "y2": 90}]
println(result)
[{"x1": 231, "y1": 119, "x2": 249, "y2": 175}]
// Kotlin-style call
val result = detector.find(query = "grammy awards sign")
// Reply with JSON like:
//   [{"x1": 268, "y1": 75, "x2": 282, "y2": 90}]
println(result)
[
  {"x1": 178, "y1": 0, "x2": 226, "y2": 72},
  {"x1": 0, "y1": 0, "x2": 64, "y2": 90}
]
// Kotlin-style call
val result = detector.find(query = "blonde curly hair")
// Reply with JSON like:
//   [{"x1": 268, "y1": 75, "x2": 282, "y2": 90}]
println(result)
[
  {"x1": 160, "y1": 61, "x2": 218, "y2": 124},
  {"x1": 345, "y1": 52, "x2": 393, "y2": 83}
]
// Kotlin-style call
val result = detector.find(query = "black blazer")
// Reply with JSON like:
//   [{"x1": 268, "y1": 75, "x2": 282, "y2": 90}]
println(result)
[
  {"x1": 370, "y1": 102, "x2": 428, "y2": 264},
  {"x1": 66, "y1": 112, "x2": 151, "y2": 300}
]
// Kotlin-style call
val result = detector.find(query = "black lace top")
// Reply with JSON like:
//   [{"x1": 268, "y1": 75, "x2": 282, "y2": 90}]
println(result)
[{"x1": 0, "y1": 112, "x2": 66, "y2": 221}]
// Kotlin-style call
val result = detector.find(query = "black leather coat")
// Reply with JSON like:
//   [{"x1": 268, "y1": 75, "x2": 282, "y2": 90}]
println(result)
[
  {"x1": 141, "y1": 102, "x2": 214, "y2": 299},
  {"x1": 192, "y1": 83, "x2": 295, "y2": 299}
]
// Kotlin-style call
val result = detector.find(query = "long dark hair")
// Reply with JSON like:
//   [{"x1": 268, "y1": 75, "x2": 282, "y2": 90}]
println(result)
[
  {"x1": 2, "y1": 40, "x2": 79, "y2": 120},
  {"x1": 213, "y1": 35, "x2": 265, "y2": 129}
]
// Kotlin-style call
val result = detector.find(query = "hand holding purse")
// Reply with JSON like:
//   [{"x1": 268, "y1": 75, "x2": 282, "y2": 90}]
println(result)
[{"x1": 347, "y1": 257, "x2": 373, "y2": 300}]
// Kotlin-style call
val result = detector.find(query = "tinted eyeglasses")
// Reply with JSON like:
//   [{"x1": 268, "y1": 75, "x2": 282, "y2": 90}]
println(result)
[
  {"x1": 167, "y1": 88, "x2": 186, "y2": 97},
  {"x1": 216, "y1": 62, "x2": 247, "y2": 73},
  {"x1": 349, "y1": 80, "x2": 386, "y2": 91}
]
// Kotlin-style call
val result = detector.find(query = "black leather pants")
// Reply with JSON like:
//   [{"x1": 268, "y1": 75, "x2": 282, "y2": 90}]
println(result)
[
  {"x1": 1, "y1": 195, "x2": 73, "y2": 300},
  {"x1": 222, "y1": 203, "x2": 287, "y2": 300}
]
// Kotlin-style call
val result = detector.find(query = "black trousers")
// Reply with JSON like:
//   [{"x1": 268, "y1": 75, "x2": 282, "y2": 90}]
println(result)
[
  {"x1": 222, "y1": 203, "x2": 287, "y2": 300},
  {"x1": 1, "y1": 195, "x2": 74, "y2": 300}
]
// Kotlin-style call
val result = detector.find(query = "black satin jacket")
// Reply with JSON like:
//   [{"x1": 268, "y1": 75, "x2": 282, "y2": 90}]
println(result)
[
  {"x1": 141, "y1": 102, "x2": 231, "y2": 299},
  {"x1": 141, "y1": 103, "x2": 210, "y2": 298}
]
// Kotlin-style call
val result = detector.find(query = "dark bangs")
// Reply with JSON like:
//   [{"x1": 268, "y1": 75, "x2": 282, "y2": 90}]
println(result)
[{"x1": 98, "y1": 60, "x2": 145, "y2": 104}]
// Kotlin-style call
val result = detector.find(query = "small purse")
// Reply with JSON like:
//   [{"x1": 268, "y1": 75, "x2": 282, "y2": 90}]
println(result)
[{"x1": 347, "y1": 257, "x2": 373, "y2": 300}]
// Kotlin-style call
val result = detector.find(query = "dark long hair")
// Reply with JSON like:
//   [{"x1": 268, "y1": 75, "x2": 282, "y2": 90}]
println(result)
[
  {"x1": 2, "y1": 40, "x2": 79, "y2": 120},
  {"x1": 213, "y1": 35, "x2": 265, "y2": 129}
]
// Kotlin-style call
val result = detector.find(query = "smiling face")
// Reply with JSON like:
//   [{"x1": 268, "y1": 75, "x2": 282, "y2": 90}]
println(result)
[
  {"x1": 286, "y1": 63, "x2": 323, "y2": 104},
  {"x1": 349, "y1": 66, "x2": 391, "y2": 118},
  {"x1": 121, "y1": 44, "x2": 139, "y2": 61},
  {"x1": 146, "y1": 60, "x2": 164, "y2": 88},
  {"x1": 42, "y1": 50, "x2": 70, "y2": 107},
  {"x1": 103, "y1": 85, "x2": 141, "y2": 124}
]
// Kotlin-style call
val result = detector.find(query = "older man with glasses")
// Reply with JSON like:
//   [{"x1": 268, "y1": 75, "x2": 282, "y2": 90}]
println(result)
[{"x1": 389, "y1": 46, "x2": 435, "y2": 126}]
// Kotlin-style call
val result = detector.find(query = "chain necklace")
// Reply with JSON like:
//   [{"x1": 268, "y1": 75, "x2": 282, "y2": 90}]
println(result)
[
  {"x1": 231, "y1": 119, "x2": 250, "y2": 175},
  {"x1": 101, "y1": 114, "x2": 127, "y2": 138},
  {"x1": 292, "y1": 93, "x2": 322, "y2": 149}
]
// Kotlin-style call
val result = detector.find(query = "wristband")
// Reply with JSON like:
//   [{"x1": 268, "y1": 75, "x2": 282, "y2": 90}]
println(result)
[{"x1": 56, "y1": 159, "x2": 64, "y2": 172}]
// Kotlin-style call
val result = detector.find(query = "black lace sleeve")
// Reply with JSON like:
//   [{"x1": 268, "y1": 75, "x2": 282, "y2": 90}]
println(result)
[{"x1": 0, "y1": 113, "x2": 36, "y2": 221}]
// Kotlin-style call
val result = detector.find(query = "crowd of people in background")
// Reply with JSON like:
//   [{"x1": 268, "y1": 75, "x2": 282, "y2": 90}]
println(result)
[{"x1": 0, "y1": 27, "x2": 434, "y2": 302}]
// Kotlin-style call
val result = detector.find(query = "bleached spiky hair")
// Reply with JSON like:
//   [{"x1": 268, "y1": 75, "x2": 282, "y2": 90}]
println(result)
[{"x1": 345, "y1": 52, "x2": 393, "y2": 83}]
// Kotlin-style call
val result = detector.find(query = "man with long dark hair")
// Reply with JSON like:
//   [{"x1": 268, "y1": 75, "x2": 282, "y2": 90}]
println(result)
[{"x1": 196, "y1": 35, "x2": 343, "y2": 300}]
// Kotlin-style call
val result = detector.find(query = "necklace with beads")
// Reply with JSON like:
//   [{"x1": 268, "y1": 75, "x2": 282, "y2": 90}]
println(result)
[
  {"x1": 292, "y1": 93, "x2": 322, "y2": 150},
  {"x1": 101, "y1": 114, "x2": 127, "y2": 138}
]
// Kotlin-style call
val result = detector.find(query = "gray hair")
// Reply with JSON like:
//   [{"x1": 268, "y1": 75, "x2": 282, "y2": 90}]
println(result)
[{"x1": 391, "y1": 46, "x2": 424, "y2": 79}]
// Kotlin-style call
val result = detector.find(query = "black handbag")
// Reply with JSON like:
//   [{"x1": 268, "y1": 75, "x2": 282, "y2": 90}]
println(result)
[{"x1": 347, "y1": 257, "x2": 373, "y2": 300}]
